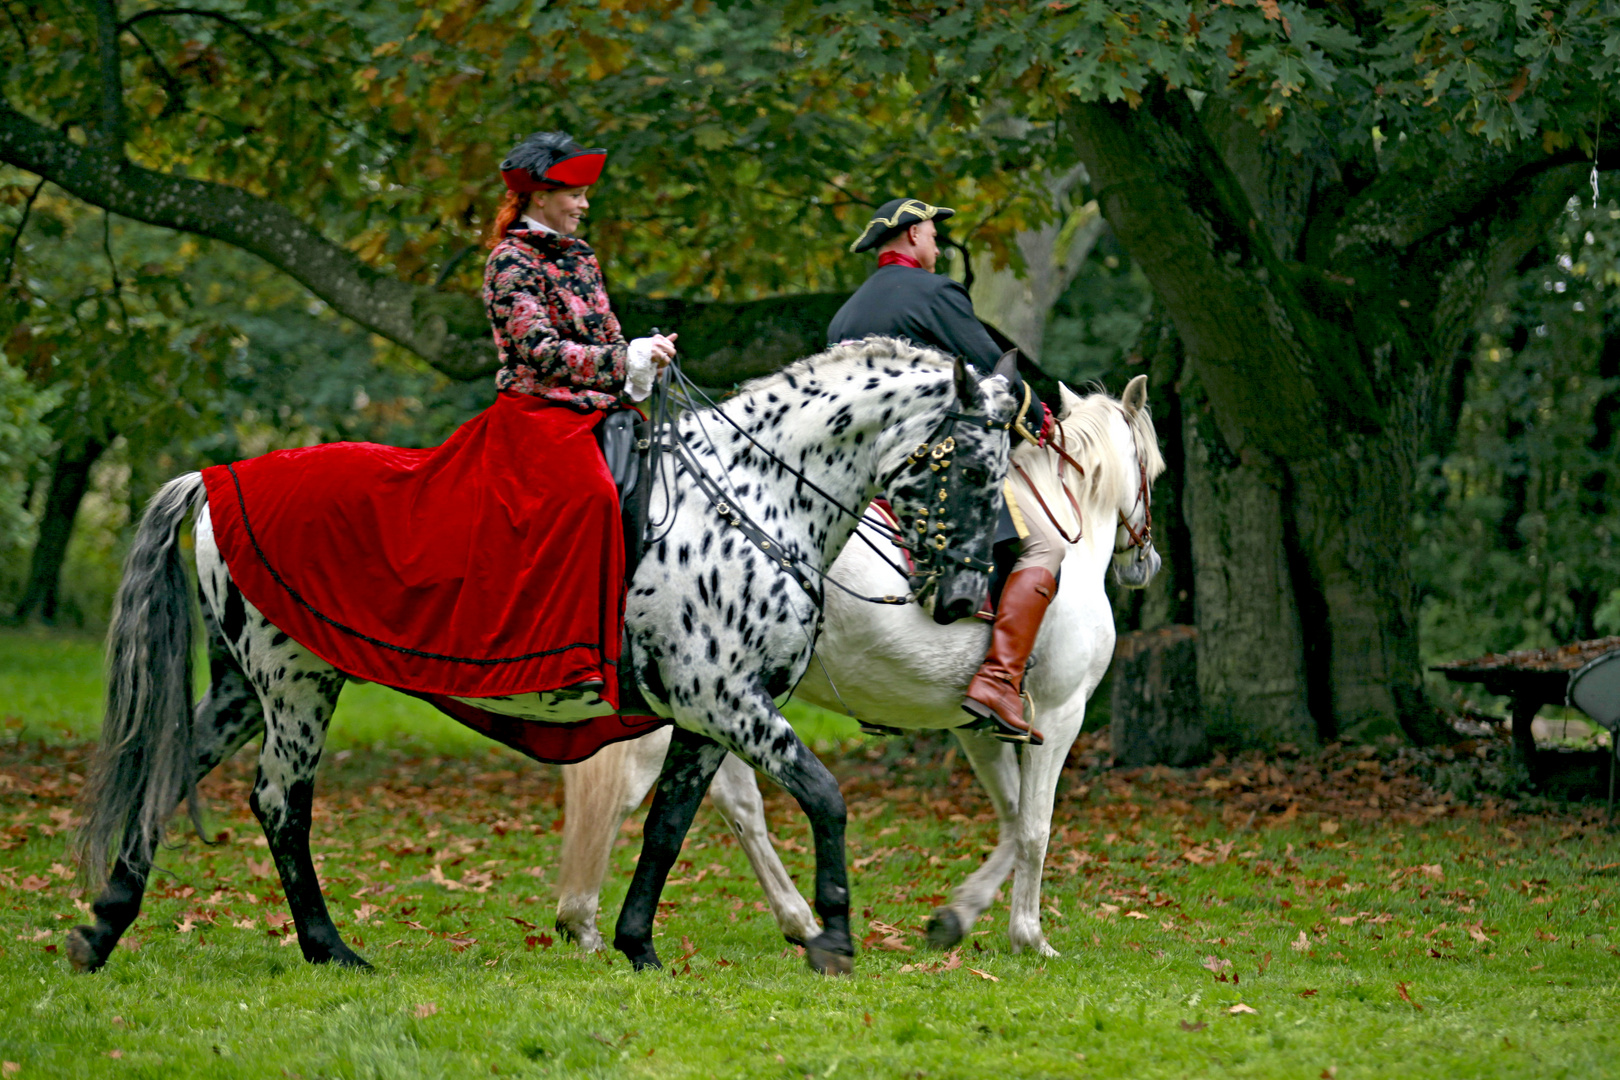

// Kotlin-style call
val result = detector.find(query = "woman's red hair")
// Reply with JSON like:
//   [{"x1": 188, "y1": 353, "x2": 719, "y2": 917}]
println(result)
[{"x1": 486, "y1": 190, "x2": 530, "y2": 249}]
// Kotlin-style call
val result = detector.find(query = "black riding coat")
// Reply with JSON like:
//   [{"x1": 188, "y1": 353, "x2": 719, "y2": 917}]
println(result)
[
  {"x1": 828, "y1": 262, "x2": 1030, "y2": 552},
  {"x1": 826, "y1": 265, "x2": 1003, "y2": 373}
]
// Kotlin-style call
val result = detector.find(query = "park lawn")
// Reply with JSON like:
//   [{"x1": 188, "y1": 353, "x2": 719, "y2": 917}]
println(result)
[
  {"x1": 0, "y1": 631, "x2": 1616, "y2": 1077},
  {"x1": 0, "y1": 628, "x2": 857, "y2": 756}
]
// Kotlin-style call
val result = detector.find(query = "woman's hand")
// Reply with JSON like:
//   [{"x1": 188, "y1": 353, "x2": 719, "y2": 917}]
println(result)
[
  {"x1": 625, "y1": 332, "x2": 679, "y2": 401},
  {"x1": 648, "y1": 332, "x2": 678, "y2": 368}
]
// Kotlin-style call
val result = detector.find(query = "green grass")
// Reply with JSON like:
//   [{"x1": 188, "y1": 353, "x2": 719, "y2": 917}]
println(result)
[
  {"x1": 2, "y1": 631, "x2": 1617, "y2": 1078},
  {"x1": 0, "y1": 629, "x2": 858, "y2": 756}
]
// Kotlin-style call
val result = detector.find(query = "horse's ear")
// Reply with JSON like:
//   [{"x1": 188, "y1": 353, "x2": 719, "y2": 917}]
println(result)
[
  {"x1": 1056, "y1": 382, "x2": 1081, "y2": 420},
  {"x1": 1122, "y1": 373, "x2": 1149, "y2": 418},
  {"x1": 992, "y1": 349, "x2": 1020, "y2": 382},
  {"x1": 953, "y1": 355, "x2": 976, "y2": 407}
]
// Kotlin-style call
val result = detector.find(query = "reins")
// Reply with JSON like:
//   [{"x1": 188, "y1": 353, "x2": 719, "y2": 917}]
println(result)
[
  {"x1": 1004, "y1": 405, "x2": 1154, "y2": 555},
  {"x1": 644, "y1": 359, "x2": 1005, "y2": 610}
]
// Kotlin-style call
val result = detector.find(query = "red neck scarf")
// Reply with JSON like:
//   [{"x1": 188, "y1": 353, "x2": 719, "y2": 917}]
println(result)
[{"x1": 877, "y1": 251, "x2": 924, "y2": 270}]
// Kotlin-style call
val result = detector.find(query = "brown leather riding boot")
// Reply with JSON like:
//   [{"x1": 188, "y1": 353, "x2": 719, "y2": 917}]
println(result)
[{"x1": 961, "y1": 567, "x2": 1056, "y2": 744}]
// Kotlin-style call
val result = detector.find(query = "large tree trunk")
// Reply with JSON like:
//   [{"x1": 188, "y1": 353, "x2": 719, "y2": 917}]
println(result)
[
  {"x1": 1181, "y1": 371, "x2": 1318, "y2": 747},
  {"x1": 10, "y1": 436, "x2": 107, "y2": 625},
  {"x1": 1066, "y1": 86, "x2": 1582, "y2": 745}
]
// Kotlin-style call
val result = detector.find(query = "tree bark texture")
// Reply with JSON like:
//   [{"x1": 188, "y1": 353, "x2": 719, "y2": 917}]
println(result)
[
  {"x1": 1181, "y1": 375, "x2": 1319, "y2": 748},
  {"x1": 10, "y1": 436, "x2": 107, "y2": 624},
  {"x1": 1067, "y1": 86, "x2": 1585, "y2": 744},
  {"x1": 1110, "y1": 625, "x2": 1204, "y2": 767}
]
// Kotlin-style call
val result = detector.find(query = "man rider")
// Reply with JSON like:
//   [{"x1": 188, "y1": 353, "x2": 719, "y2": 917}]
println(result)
[{"x1": 828, "y1": 198, "x2": 1062, "y2": 744}]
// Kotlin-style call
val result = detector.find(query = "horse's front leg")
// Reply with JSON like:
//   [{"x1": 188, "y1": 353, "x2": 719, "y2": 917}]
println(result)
[
  {"x1": 707, "y1": 753, "x2": 821, "y2": 946},
  {"x1": 715, "y1": 692, "x2": 853, "y2": 974},
  {"x1": 1005, "y1": 703, "x2": 1086, "y2": 957},
  {"x1": 557, "y1": 728, "x2": 673, "y2": 950},
  {"x1": 612, "y1": 727, "x2": 728, "y2": 970},
  {"x1": 926, "y1": 729, "x2": 1022, "y2": 949}
]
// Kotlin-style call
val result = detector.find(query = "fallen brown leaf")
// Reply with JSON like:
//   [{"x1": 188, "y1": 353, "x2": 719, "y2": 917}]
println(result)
[{"x1": 413, "y1": 1003, "x2": 438, "y2": 1019}]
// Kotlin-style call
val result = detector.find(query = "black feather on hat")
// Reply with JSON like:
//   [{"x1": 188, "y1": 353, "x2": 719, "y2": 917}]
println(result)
[
  {"x1": 500, "y1": 131, "x2": 607, "y2": 192},
  {"x1": 850, "y1": 198, "x2": 956, "y2": 253}
]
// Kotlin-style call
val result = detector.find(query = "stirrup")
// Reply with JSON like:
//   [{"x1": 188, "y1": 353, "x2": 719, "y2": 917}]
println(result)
[{"x1": 959, "y1": 693, "x2": 1044, "y2": 746}]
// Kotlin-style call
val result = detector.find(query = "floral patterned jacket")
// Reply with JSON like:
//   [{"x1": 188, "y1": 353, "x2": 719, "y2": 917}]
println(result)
[{"x1": 483, "y1": 226, "x2": 628, "y2": 412}]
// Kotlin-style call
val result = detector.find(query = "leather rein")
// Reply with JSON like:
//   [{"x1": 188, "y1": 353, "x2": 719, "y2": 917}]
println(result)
[
  {"x1": 650, "y1": 362, "x2": 1007, "y2": 610},
  {"x1": 1008, "y1": 406, "x2": 1153, "y2": 555}
]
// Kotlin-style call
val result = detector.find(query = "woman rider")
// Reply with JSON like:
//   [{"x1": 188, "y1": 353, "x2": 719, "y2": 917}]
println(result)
[
  {"x1": 484, "y1": 131, "x2": 676, "y2": 413},
  {"x1": 190, "y1": 130, "x2": 678, "y2": 730},
  {"x1": 483, "y1": 130, "x2": 674, "y2": 702}
]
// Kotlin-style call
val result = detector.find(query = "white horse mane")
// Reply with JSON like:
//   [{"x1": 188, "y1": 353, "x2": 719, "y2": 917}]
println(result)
[{"x1": 1012, "y1": 382, "x2": 1166, "y2": 537}]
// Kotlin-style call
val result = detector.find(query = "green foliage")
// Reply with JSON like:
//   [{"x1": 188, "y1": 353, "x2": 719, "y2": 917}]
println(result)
[
  {"x1": 1416, "y1": 191, "x2": 1620, "y2": 665},
  {"x1": 0, "y1": 355, "x2": 55, "y2": 549},
  {"x1": 1043, "y1": 233, "x2": 1155, "y2": 388}
]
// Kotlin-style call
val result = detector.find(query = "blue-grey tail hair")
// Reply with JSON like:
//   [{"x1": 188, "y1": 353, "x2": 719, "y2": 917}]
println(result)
[{"x1": 76, "y1": 472, "x2": 207, "y2": 888}]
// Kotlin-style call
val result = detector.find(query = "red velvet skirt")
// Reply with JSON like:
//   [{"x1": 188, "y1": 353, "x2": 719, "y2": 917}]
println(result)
[{"x1": 201, "y1": 391, "x2": 626, "y2": 705}]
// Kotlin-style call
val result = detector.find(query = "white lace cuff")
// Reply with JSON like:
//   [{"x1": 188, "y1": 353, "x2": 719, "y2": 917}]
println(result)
[{"x1": 625, "y1": 339, "x2": 657, "y2": 401}]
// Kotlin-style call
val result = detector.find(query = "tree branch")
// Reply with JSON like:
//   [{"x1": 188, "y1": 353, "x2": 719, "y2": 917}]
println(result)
[
  {"x1": 2, "y1": 173, "x2": 43, "y2": 285},
  {"x1": 1066, "y1": 88, "x2": 1340, "y2": 461},
  {"x1": 93, "y1": 0, "x2": 124, "y2": 151},
  {"x1": 118, "y1": 6, "x2": 283, "y2": 73},
  {"x1": 0, "y1": 94, "x2": 495, "y2": 377},
  {"x1": 124, "y1": 24, "x2": 187, "y2": 119},
  {"x1": 0, "y1": 97, "x2": 853, "y2": 385}
]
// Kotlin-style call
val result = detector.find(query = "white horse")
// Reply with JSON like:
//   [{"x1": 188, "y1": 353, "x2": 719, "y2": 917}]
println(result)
[{"x1": 555, "y1": 375, "x2": 1163, "y2": 957}]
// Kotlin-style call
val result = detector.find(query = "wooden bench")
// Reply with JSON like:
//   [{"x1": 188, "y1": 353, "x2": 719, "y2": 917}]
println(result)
[{"x1": 1433, "y1": 636, "x2": 1620, "y2": 800}]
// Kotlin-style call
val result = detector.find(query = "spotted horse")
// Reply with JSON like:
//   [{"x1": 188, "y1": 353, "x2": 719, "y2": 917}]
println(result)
[{"x1": 68, "y1": 338, "x2": 1018, "y2": 977}]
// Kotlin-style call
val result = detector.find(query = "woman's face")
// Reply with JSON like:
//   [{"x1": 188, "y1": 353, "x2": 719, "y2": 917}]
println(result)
[{"x1": 530, "y1": 186, "x2": 591, "y2": 234}]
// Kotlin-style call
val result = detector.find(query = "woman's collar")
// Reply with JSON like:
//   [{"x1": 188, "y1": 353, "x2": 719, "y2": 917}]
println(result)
[{"x1": 520, "y1": 215, "x2": 559, "y2": 235}]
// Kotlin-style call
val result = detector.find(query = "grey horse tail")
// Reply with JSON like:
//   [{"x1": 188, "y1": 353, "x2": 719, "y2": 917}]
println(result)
[{"x1": 76, "y1": 472, "x2": 208, "y2": 890}]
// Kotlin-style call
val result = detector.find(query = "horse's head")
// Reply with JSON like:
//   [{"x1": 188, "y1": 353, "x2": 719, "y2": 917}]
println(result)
[
  {"x1": 1042, "y1": 374, "x2": 1165, "y2": 590},
  {"x1": 884, "y1": 354, "x2": 1018, "y2": 624},
  {"x1": 1106, "y1": 375, "x2": 1163, "y2": 588}
]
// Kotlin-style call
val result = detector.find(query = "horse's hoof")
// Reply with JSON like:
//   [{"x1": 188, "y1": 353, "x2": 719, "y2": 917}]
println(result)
[
  {"x1": 615, "y1": 935, "x2": 661, "y2": 971},
  {"x1": 925, "y1": 908, "x2": 964, "y2": 950},
  {"x1": 310, "y1": 942, "x2": 373, "y2": 969},
  {"x1": 806, "y1": 946, "x2": 854, "y2": 976},
  {"x1": 65, "y1": 926, "x2": 105, "y2": 973}
]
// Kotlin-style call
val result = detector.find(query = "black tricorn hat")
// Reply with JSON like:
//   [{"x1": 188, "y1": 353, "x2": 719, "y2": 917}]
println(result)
[
  {"x1": 850, "y1": 198, "x2": 956, "y2": 253},
  {"x1": 500, "y1": 131, "x2": 607, "y2": 193}
]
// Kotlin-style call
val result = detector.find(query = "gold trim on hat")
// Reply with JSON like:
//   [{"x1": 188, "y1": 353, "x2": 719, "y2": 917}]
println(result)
[{"x1": 850, "y1": 199, "x2": 955, "y2": 252}]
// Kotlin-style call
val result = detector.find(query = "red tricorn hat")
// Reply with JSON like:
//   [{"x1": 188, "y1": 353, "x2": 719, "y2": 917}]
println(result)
[{"x1": 500, "y1": 131, "x2": 606, "y2": 193}]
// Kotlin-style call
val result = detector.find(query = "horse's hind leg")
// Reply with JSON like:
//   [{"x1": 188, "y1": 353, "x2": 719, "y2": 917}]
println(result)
[
  {"x1": 707, "y1": 753, "x2": 820, "y2": 945},
  {"x1": 925, "y1": 729, "x2": 1023, "y2": 950},
  {"x1": 246, "y1": 649, "x2": 358, "y2": 967},
  {"x1": 68, "y1": 597, "x2": 264, "y2": 972},
  {"x1": 556, "y1": 728, "x2": 672, "y2": 950}
]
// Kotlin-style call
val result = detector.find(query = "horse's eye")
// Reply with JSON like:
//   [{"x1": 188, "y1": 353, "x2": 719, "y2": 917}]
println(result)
[{"x1": 962, "y1": 467, "x2": 989, "y2": 487}]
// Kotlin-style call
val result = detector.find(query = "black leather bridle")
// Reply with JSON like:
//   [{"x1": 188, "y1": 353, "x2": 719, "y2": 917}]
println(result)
[{"x1": 649, "y1": 363, "x2": 1008, "y2": 610}]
